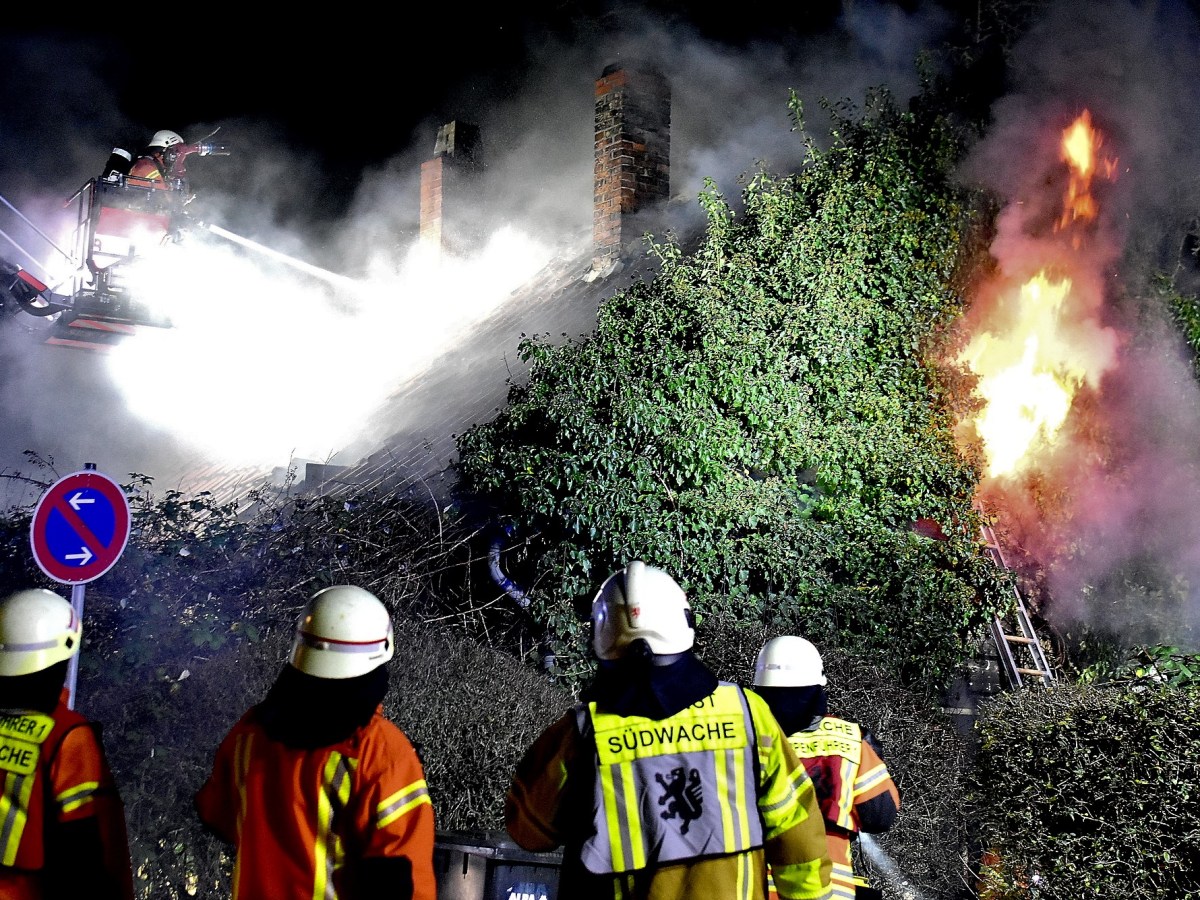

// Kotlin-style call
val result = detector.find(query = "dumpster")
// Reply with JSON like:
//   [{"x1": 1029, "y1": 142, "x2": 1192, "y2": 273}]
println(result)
[{"x1": 435, "y1": 830, "x2": 562, "y2": 900}]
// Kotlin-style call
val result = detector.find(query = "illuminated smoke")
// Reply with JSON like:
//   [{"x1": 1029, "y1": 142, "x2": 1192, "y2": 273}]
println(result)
[
  {"x1": 951, "y1": 0, "x2": 1200, "y2": 646},
  {"x1": 1, "y1": 8, "x2": 951, "y2": 495},
  {"x1": 103, "y1": 227, "x2": 553, "y2": 467}
]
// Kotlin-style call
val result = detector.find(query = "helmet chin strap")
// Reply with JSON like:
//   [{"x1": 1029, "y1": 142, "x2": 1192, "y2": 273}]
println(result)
[
  {"x1": 650, "y1": 651, "x2": 687, "y2": 667},
  {"x1": 606, "y1": 640, "x2": 687, "y2": 668}
]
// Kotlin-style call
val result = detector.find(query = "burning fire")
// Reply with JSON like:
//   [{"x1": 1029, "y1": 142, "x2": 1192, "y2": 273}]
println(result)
[
  {"x1": 1056, "y1": 109, "x2": 1117, "y2": 239},
  {"x1": 955, "y1": 110, "x2": 1120, "y2": 480},
  {"x1": 957, "y1": 272, "x2": 1083, "y2": 478}
]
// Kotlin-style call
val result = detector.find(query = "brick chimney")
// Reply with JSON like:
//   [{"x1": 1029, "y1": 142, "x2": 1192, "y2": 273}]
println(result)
[
  {"x1": 592, "y1": 63, "x2": 671, "y2": 276},
  {"x1": 420, "y1": 120, "x2": 483, "y2": 257}
]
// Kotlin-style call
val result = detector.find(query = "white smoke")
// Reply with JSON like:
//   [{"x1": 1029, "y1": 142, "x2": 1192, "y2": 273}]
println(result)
[{"x1": 0, "y1": 8, "x2": 955, "y2": 497}]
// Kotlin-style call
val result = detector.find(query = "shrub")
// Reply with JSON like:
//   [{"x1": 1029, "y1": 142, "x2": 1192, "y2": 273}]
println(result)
[{"x1": 967, "y1": 678, "x2": 1200, "y2": 898}]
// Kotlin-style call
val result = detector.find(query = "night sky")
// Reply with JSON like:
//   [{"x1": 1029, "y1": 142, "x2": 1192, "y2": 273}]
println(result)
[{"x1": 0, "y1": 3, "x2": 929, "y2": 224}]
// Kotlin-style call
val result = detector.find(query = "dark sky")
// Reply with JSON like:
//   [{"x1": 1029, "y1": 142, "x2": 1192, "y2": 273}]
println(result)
[
  {"x1": 0, "y1": 2, "x2": 931, "y2": 224},
  {"x1": 1, "y1": 1, "x2": 975, "y2": 277},
  {"x1": 102, "y1": 3, "x2": 850, "y2": 169}
]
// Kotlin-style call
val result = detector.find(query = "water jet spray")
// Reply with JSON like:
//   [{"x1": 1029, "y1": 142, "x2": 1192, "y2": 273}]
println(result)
[
  {"x1": 858, "y1": 833, "x2": 926, "y2": 900},
  {"x1": 204, "y1": 223, "x2": 357, "y2": 292}
]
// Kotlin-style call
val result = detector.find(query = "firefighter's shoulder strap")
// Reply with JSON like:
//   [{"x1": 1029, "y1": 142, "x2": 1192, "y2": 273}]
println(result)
[
  {"x1": 41, "y1": 714, "x2": 97, "y2": 821},
  {"x1": 572, "y1": 701, "x2": 591, "y2": 738}
]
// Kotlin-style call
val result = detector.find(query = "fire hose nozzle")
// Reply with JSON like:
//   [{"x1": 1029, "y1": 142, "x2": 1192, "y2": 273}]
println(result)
[{"x1": 196, "y1": 142, "x2": 230, "y2": 156}]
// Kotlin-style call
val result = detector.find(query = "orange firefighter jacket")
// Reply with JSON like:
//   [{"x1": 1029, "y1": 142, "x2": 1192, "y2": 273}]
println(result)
[
  {"x1": 194, "y1": 704, "x2": 436, "y2": 900},
  {"x1": 128, "y1": 153, "x2": 167, "y2": 182},
  {"x1": 506, "y1": 683, "x2": 833, "y2": 900},
  {"x1": 786, "y1": 717, "x2": 900, "y2": 900},
  {"x1": 0, "y1": 690, "x2": 134, "y2": 900}
]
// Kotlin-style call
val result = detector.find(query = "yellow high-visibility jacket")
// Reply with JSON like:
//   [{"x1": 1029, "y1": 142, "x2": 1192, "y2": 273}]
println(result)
[
  {"x1": 507, "y1": 681, "x2": 832, "y2": 900},
  {"x1": 0, "y1": 692, "x2": 134, "y2": 900},
  {"x1": 785, "y1": 717, "x2": 900, "y2": 900}
]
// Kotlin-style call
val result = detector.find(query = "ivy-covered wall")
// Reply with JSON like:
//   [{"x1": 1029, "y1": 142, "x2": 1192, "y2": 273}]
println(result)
[{"x1": 454, "y1": 88, "x2": 1009, "y2": 689}]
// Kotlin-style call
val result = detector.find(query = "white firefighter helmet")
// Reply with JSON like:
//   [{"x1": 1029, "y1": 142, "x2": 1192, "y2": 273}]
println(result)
[
  {"x1": 148, "y1": 130, "x2": 184, "y2": 149},
  {"x1": 289, "y1": 585, "x2": 394, "y2": 680},
  {"x1": 591, "y1": 560, "x2": 694, "y2": 661},
  {"x1": 0, "y1": 589, "x2": 82, "y2": 677},
  {"x1": 753, "y1": 635, "x2": 827, "y2": 687}
]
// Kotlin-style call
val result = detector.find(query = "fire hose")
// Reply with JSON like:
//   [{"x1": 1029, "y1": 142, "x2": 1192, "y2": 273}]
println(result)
[
  {"x1": 487, "y1": 524, "x2": 560, "y2": 674},
  {"x1": 489, "y1": 522, "x2": 529, "y2": 608}
]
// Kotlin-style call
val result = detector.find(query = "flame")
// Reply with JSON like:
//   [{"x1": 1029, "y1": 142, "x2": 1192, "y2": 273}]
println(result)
[
  {"x1": 954, "y1": 110, "x2": 1121, "y2": 480},
  {"x1": 1056, "y1": 110, "x2": 1118, "y2": 237},
  {"x1": 958, "y1": 274, "x2": 1089, "y2": 477}
]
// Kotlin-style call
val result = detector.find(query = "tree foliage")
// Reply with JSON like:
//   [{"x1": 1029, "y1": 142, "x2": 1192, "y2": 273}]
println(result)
[{"x1": 454, "y1": 87, "x2": 1009, "y2": 689}]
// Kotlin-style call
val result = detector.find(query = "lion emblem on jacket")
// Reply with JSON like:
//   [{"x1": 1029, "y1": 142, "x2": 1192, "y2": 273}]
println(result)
[{"x1": 656, "y1": 766, "x2": 703, "y2": 833}]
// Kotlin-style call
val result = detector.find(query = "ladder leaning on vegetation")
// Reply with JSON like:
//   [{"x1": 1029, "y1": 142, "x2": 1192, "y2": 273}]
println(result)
[{"x1": 979, "y1": 521, "x2": 1057, "y2": 689}]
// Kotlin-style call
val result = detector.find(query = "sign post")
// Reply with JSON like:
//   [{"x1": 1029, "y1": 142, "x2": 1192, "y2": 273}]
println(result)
[{"x1": 29, "y1": 463, "x2": 131, "y2": 708}]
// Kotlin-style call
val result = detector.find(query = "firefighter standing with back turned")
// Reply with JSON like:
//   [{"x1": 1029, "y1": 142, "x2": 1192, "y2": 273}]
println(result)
[
  {"x1": 752, "y1": 635, "x2": 900, "y2": 900},
  {"x1": 0, "y1": 588, "x2": 135, "y2": 900},
  {"x1": 194, "y1": 585, "x2": 436, "y2": 899},
  {"x1": 506, "y1": 560, "x2": 833, "y2": 900}
]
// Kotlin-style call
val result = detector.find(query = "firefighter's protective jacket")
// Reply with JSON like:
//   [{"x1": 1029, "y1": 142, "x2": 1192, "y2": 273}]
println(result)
[
  {"x1": 194, "y1": 704, "x2": 436, "y2": 900},
  {"x1": 0, "y1": 690, "x2": 134, "y2": 900},
  {"x1": 786, "y1": 716, "x2": 900, "y2": 900},
  {"x1": 506, "y1": 679, "x2": 833, "y2": 900}
]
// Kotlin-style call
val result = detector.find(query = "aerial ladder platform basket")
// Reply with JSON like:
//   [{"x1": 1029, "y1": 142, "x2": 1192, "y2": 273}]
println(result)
[{"x1": 1, "y1": 135, "x2": 228, "y2": 350}]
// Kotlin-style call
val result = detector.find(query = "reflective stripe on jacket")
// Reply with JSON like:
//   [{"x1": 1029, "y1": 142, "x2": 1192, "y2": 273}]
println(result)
[
  {"x1": 789, "y1": 718, "x2": 863, "y2": 833},
  {"x1": 788, "y1": 717, "x2": 898, "y2": 899},
  {"x1": 579, "y1": 682, "x2": 764, "y2": 874},
  {"x1": 506, "y1": 679, "x2": 832, "y2": 900},
  {"x1": 0, "y1": 693, "x2": 133, "y2": 900},
  {"x1": 0, "y1": 709, "x2": 59, "y2": 869},
  {"x1": 194, "y1": 705, "x2": 437, "y2": 900}
]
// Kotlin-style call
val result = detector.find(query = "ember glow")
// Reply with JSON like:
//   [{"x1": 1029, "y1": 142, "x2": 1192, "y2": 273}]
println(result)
[{"x1": 954, "y1": 110, "x2": 1120, "y2": 481}]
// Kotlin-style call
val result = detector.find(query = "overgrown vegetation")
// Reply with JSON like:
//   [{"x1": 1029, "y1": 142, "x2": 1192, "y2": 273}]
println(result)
[
  {"x1": 0, "y1": 463, "x2": 568, "y2": 897},
  {"x1": 0, "y1": 462, "x2": 975, "y2": 899},
  {"x1": 454, "y1": 86, "x2": 1009, "y2": 692},
  {"x1": 969, "y1": 674, "x2": 1200, "y2": 899}
]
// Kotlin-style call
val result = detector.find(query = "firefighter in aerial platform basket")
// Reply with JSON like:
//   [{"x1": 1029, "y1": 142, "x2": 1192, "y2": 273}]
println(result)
[
  {"x1": 0, "y1": 589, "x2": 135, "y2": 900},
  {"x1": 505, "y1": 560, "x2": 833, "y2": 900},
  {"x1": 128, "y1": 129, "x2": 186, "y2": 186},
  {"x1": 752, "y1": 636, "x2": 901, "y2": 900},
  {"x1": 128, "y1": 128, "x2": 230, "y2": 197},
  {"x1": 194, "y1": 584, "x2": 436, "y2": 900}
]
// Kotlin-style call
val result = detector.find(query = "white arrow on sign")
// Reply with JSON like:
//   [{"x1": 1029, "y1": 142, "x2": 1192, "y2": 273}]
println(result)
[
  {"x1": 65, "y1": 547, "x2": 94, "y2": 566},
  {"x1": 68, "y1": 492, "x2": 95, "y2": 511}
]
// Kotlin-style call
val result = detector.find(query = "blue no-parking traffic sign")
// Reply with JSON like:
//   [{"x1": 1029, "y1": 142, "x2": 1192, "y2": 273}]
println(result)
[{"x1": 30, "y1": 469, "x2": 131, "y2": 585}]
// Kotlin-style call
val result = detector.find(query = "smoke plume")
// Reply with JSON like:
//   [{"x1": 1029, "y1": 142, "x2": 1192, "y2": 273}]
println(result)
[
  {"x1": 0, "y1": 6, "x2": 950, "y2": 501},
  {"x1": 953, "y1": 0, "x2": 1200, "y2": 648}
]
